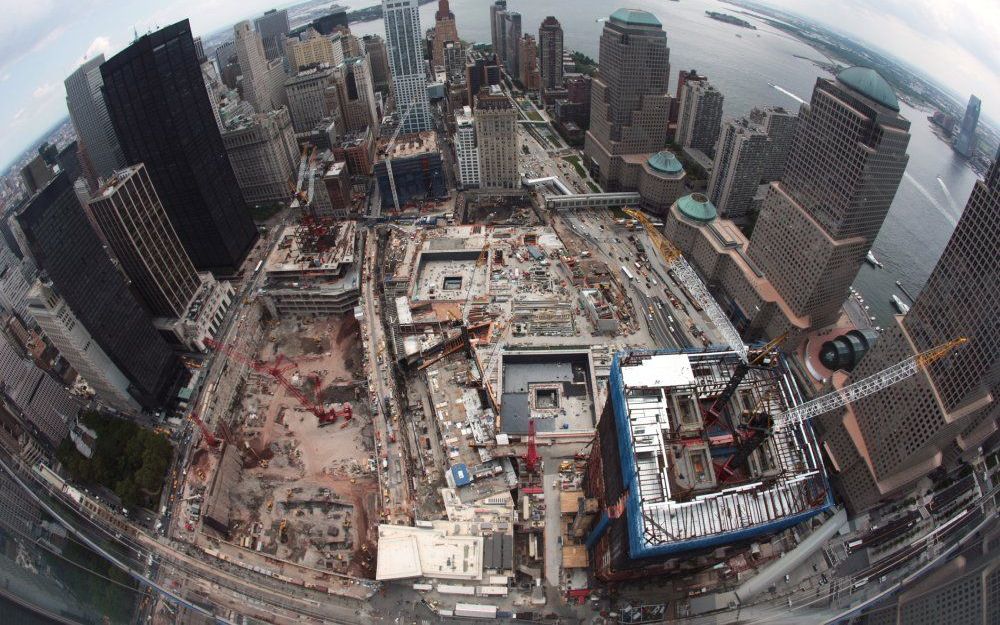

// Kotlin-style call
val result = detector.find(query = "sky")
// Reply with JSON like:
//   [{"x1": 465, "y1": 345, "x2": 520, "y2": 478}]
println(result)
[{"x1": 0, "y1": 0, "x2": 998, "y2": 169}]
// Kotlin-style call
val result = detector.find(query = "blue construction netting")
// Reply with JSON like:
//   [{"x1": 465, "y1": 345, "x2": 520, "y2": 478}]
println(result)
[{"x1": 592, "y1": 347, "x2": 833, "y2": 561}]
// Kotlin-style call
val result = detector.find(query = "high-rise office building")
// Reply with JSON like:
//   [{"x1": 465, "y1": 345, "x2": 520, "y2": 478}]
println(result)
[
  {"x1": 707, "y1": 117, "x2": 769, "y2": 221},
  {"x1": 25, "y1": 281, "x2": 140, "y2": 414},
  {"x1": 749, "y1": 106, "x2": 798, "y2": 183},
  {"x1": 285, "y1": 67, "x2": 340, "y2": 133},
  {"x1": 286, "y1": 28, "x2": 342, "y2": 74},
  {"x1": 222, "y1": 108, "x2": 300, "y2": 205},
  {"x1": 214, "y1": 40, "x2": 236, "y2": 73},
  {"x1": 363, "y1": 35, "x2": 392, "y2": 95},
  {"x1": 490, "y1": 1, "x2": 508, "y2": 63},
  {"x1": 538, "y1": 16, "x2": 564, "y2": 93},
  {"x1": 454, "y1": 106, "x2": 480, "y2": 188},
  {"x1": 64, "y1": 55, "x2": 126, "y2": 186},
  {"x1": 502, "y1": 12, "x2": 522, "y2": 79},
  {"x1": 818, "y1": 148, "x2": 999, "y2": 513},
  {"x1": 474, "y1": 92, "x2": 519, "y2": 190},
  {"x1": 87, "y1": 165, "x2": 201, "y2": 319},
  {"x1": 235, "y1": 21, "x2": 273, "y2": 113},
  {"x1": 101, "y1": 20, "x2": 258, "y2": 276},
  {"x1": 952, "y1": 94, "x2": 981, "y2": 158},
  {"x1": 748, "y1": 67, "x2": 910, "y2": 331},
  {"x1": 519, "y1": 35, "x2": 540, "y2": 91},
  {"x1": 254, "y1": 8, "x2": 290, "y2": 61},
  {"x1": 431, "y1": 0, "x2": 459, "y2": 68},
  {"x1": 676, "y1": 78, "x2": 724, "y2": 157},
  {"x1": 443, "y1": 41, "x2": 466, "y2": 85},
  {"x1": 19, "y1": 154, "x2": 54, "y2": 196},
  {"x1": 382, "y1": 0, "x2": 432, "y2": 133},
  {"x1": 87, "y1": 165, "x2": 235, "y2": 352},
  {"x1": 584, "y1": 9, "x2": 671, "y2": 190},
  {"x1": 15, "y1": 172, "x2": 182, "y2": 408},
  {"x1": 334, "y1": 56, "x2": 381, "y2": 135}
]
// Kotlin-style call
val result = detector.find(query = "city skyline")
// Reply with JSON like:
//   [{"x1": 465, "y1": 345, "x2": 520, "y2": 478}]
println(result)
[{"x1": 0, "y1": 0, "x2": 996, "y2": 170}]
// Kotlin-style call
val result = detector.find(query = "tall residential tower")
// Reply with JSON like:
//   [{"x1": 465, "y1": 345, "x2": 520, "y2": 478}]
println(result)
[{"x1": 538, "y1": 17, "x2": 564, "y2": 94}]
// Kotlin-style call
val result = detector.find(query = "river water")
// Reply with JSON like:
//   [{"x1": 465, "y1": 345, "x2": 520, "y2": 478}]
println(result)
[{"x1": 343, "y1": 0, "x2": 979, "y2": 326}]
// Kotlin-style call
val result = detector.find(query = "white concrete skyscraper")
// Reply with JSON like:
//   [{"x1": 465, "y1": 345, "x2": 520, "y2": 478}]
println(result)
[
  {"x1": 382, "y1": 0, "x2": 431, "y2": 133},
  {"x1": 64, "y1": 55, "x2": 125, "y2": 185}
]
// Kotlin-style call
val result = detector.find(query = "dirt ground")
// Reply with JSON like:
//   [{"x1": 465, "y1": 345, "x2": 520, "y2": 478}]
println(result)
[{"x1": 209, "y1": 314, "x2": 379, "y2": 578}]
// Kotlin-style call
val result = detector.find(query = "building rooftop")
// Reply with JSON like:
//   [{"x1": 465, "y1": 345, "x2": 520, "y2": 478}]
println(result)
[
  {"x1": 264, "y1": 221, "x2": 356, "y2": 277},
  {"x1": 836, "y1": 66, "x2": 899, "y2": 112},
  {"x1": 603, "y1": 348, "x2": 831, "y2": 556},
  {"x1": 375, "y1": 524, "x2": 483, "y2": 581},
  {"x1": 646, "y1": 151, "x2": 684, "y2": 175},
  {"x1": 475, "y1": 93, "x2": 514, "y2": 111},
  {"x1": 609, "y1": 8, "x2": 662, "y2": 27},
  {"x1": 380, "y1": 131, "x2": 439, "y2": 160},
  {"x1": 676, "y1": 193, "x2": 717, "y2": 223}
]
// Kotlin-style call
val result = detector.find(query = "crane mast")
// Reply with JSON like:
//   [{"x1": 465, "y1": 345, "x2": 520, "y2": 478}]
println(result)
[
  {"x1": 624, "y1": 208, "x2": 748, "y2": 363},
  {"x1": 383, "y1": 100, "x2": 419, "y2": 213}
]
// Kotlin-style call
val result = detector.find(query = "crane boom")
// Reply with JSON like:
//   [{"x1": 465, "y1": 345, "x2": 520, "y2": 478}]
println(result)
[
  {"x1": 774, "y1": 337, "x2": 967, "y2": 431},
  {"x1": 624, "y1": 208, "x2": 748, "y2": 363}
]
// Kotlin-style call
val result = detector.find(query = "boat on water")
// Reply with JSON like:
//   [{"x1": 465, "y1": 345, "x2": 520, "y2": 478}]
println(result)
[
  {"x1": 866, "y1": 250, "x2": 883, "y2": 268},
  {"x1": 891, "y1": 294, "x2": 910, "y2": 315}
]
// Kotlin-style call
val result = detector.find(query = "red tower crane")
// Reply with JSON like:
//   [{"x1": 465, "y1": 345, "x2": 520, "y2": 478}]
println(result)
[
  {"x1": 525, "y1": 417, "x2": 539, "y2": 473},
  {"x1": 189, "y1": 412, "x2": 219, "y2": 448},
  {"x1": 203, "y1": 338, "x2": 350, "y2": 425}
]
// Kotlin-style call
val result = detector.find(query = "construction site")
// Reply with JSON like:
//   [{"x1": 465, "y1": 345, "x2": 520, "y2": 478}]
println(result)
[
  {"x1": 163, "y1": 205, "x2": 381, "y2": 596},
  {"x1": 173, "y1": 312, "x2": 379, "y2": 588}
]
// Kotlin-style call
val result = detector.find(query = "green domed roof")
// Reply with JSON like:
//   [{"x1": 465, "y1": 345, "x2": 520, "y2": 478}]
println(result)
[
  {"x1": 647, "y1": 151, "x2": 684, "y2": 174},
  {"x1": 676, "y1": 193, "x2": 717, "y2": 223},
  {"x1": 836, "y1": 67, "x2": 899, "y2": 111},
  {"x1": 609, "y1": 8, "x2": 661, "y2": 27}
]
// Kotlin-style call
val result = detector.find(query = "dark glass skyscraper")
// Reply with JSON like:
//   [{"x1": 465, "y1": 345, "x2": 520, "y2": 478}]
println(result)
[
  {"x1": 952, "y1": 94, "x2": 980, "y2": 157},
  {"x1": 101, "y1": 19, "x2": 258, "y2": 275},
  {"x1": 15, "y1": 172, "x2": 182, "y2": 408}
]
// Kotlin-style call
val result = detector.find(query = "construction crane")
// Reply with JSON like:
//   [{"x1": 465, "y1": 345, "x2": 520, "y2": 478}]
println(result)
[
  {"x1": 774, "y1": 337, "x2": 968, "y2": 432},
  {"x1": 716, "y1": 337, "x2": 967, "y2": 482},
  {"x1": 203, "y1": 338, "x2": 350, "y2": 425},
  {"x1": 525, "y1": 417, "x2": 539, "y2": 473},
  {"x1": 383, "y1": 100, "x2": 420, "y2": 213},
  {"x1": 188, "y1": 412, "x2": 218, "y2": 448},
  {"x1": 624, "y1": 208, "x2": 748, "y2": 363},
  {"x1": 706, "y1": 333, "x2": 787, "y2": 434}
]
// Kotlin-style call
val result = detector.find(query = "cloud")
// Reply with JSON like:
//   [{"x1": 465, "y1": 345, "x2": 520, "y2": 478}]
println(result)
[
  {"x1": 12, "y1": 109, "x2": 26, "y2": 122},
  {"x1": 0, "y1": 73, "x2": 9, "y2": 82},
  {"x1": 76, "y1": 35, "x2": 112, "y2": 65},
  {"x1": 32, "y1": 82, "x2": 54, "y2": 99}
]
